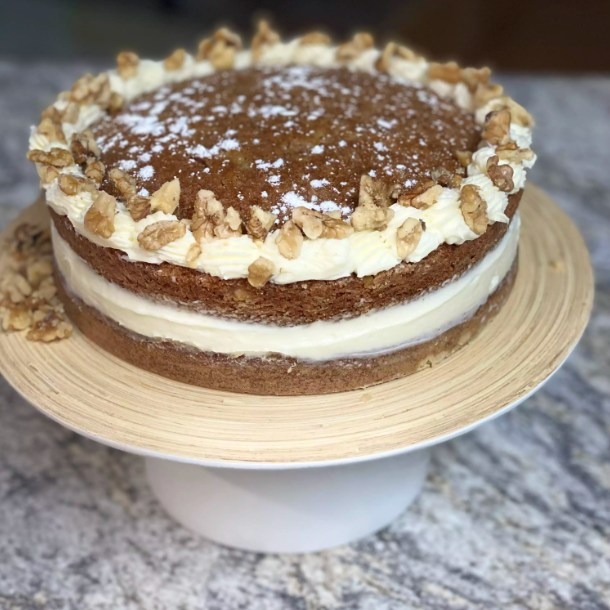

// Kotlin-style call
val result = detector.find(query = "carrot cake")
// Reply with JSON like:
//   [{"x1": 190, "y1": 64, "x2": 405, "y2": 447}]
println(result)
[{"x1": 27, "y1": 24, "x2": 536, "y2": 395}]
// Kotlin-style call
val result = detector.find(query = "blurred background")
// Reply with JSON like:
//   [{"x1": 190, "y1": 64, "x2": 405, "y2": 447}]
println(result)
[{"x1": 0, "y1": 0, "x2": 608, "y2": 71}]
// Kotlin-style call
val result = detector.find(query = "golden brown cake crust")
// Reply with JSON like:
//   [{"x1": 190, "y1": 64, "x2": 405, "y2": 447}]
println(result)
[
  {"x1": 55, "y1": 259, "x2": 517, "y2": 396},
  {"x1": 91, "y1": 67, "x2": 480, "y2": 222},
  {"x1": 50, "y1": 192, "x2": 520, "y2": 325}
]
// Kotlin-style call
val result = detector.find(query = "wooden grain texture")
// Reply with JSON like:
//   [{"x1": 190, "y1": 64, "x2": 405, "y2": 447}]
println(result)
[{"x1": 0, "y1": 186, "x2": 594, "y2": 465}]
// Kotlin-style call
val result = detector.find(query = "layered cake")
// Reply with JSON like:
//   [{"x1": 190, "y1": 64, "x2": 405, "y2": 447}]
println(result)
[{"x1": 26, "y1": 24, "x2": 536, "y2": 395}]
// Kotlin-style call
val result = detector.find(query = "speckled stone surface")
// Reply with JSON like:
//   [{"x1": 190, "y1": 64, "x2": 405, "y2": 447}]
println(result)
[{"x1": 1, "y1": 62, "x2": 609, "y2": 610}]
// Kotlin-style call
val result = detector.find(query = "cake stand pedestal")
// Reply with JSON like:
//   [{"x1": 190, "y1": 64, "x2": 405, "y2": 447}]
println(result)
[
  {"x1": 146, "y1": 450, "x2": 430, "y2": 553},
  {"x1": 0, "y1": 186, "x2": 593, "y2": 553}
]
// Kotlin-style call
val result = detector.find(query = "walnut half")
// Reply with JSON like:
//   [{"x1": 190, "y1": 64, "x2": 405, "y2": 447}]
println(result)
[
  {"x1": 486, "y1": 155, "x2": 515, "y2": 192},
  {"x1": 459, "y1": 185, "x2": 488, "y2": 235},
  {"x1": 84, "y1": 192, "x2": 117, "y2": 238},
  {"x1": 482, "y1": 109, "x2": 511, "y2": 146},
  {"x1": 358, "y1": 175, "x2": 400, "y2": 208},
  {"x1": 192, "y1": 190, "x2": 243, "y2": 240},
  {"x1": 70, "y1": 130, "x2": 100, "y2": 163},
  {"x1": 58, "y1": 174, "x2": 96, "y2": 197},
  {"x1": 251, "y1": 20, "x2": 280, "y2": 61},
  {"x1": 137, "y1": 220, "x2": 186, "y2": 251},
  {"x1": 396, "y1": 218, "x2": 424, "y2": 259},
  {"x1": 351, "y1": 205, "x2": 394, "y2": 231},
  {"x1": 375, "y1": 42, "x2": 419, "y2": 72},
  {"x1": 27, "y1": 148, "x2": 74, "y2": 168},
  {"x1": 245, "y1": 205, "x2": 276, "y2": 240},
  {"x1": 116, "y1": 51, "x2": 139, "y2": 79},
  {"x1": 164, "y1": 48, "x2": 187, "y2": 71},
  {"x1": 292, "y1": 208, "x2": 353, "y2": 240},
  {"x1": 197, "y1": 28, "x2": 242, "y2": 70},
  {"x1": 108, "y1": 167, "x2": 136, "y2": 199},
  {"x1": 37, "y1": 116, "x2": 66, "y2": 144},
  {"x1": 399, "y1": 183, "x2": 443, "y2": 210}
]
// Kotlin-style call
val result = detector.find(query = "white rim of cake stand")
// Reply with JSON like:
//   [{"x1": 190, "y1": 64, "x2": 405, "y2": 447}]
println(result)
[{"x1": 0, "y1": 185, "x2": 594, "y2": 470}]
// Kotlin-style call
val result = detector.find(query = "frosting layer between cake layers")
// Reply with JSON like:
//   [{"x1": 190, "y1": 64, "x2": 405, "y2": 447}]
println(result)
[{"x1": 52, "y1": 214, "x2": 519, "y2": 361}]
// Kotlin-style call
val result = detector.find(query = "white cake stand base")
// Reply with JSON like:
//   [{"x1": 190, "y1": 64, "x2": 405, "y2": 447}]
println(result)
[
  {"x1": 146, "y1": 450, "x2": 430, "y2": 553},
  {"x1": 0, "y1": 186, "x2": 594, "y2": 553}
]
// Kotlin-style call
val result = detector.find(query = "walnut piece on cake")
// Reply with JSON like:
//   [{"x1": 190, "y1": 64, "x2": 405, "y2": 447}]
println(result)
[
  {"x1": 58, "y1": 174, "x2": 96, "y2": 197},
  {"x1": 164, "y1": 48, "x2": 187, "y2": 71},
  {"x1": 126, "y1": 194, "x2": 151, "y2": 222},
  {"x1": 192, "y1": 189, "x2": 244, "y2": 240},
  {"x1": 251, "y1": 20, "x2": 280, "y2": 61},
  {"x1": 217, "y1": 207, "x2": 243, "y2": 238},
  {"x1": 455, "y1": 150, "x2": 473, "y2": 168},
  {"x1": 150, "y1": 178, "x2": 181, "y2": 214},
  {"x1": 35, "y1": 164, "x2": 59, "y2": 185},
  {"x1": 298, "y1": 32, "x2": 331, "y2": 46},
  {"x1": 351, "y1": 204, "x2": 394, "y2": 231},
  {"x1": 486, "y1": 155, "x2": 515, "y2": 192},
  {"x1": 460, "y1": 185, "x2": 488, "y2": 235},
  {"x1": 37, "y1": 116, "x2": 66, "y2": 144},
  {"x1": 482, "y1": 109, "x2": 511, "y2": 146},
  {"x1": 336, "y1": 32, "x2": 374, "y2": 61},
  {"x1": 245, "y1": 205, "x2": 276, "y2": 240},
  {"x1": 84, "y1": 192, "x2": 117, "y2": 238},
  {"x1": 396, "y1": 218, "x2": 424, "y2": 259},
  {"x1": 375, "y1": 42, "x2": 419, "y2": 72},
  {"x1": 399, "y1": 183, "x2": 443, "y2": 210},
  {"x1": 197, "y1": 28, "x2": 242, "y2": 70},
  {"x1": 84, "y1": 158, "x2": 105, "y2": 185},
  {"x1": 192, "y1": 189, "x2": 224, "y2": 240},
  {"x1": 27, "y1": 148, "x2": 74, "y2": 168},
  {"x1": 116, "y1": 51, "x2": 140, "y2": 79},
  {"x1": 185, "y1": 243, "x2": 202, "y2": 267},
  {"x1": 358, "y1": 175, "x2": 400, "y2": 209},
  {"x1": 292, "y1": 207, "x2": 353, "y2": 240},
  {"x1": 496, "y1": 143, "x2": 534, "y2": 164},
  {"x1": 70, "y1": 129, "x2": 100, "y2": 163},
  {"x1": 108, "y1": 167, "x2": 137, "y2": 199},
  {"x1": 276, "y1": 220, "x2": 304, "y2": 259},
  {"x1": 137, "y1": 220, "x2": 186, "y2": 250},
  {"x1": 69, "y1": 73, "x2": 115, "y2": 108},
  {"x1": 247, "y1": 256, "x2": 275, "y2": 288},
  {"x1": 427, "y1": 62, "x2": 490, "y2": 91}
]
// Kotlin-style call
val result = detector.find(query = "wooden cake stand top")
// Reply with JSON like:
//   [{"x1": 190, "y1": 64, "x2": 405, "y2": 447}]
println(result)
[{"x1": 0, "y1": 186, "x2": 594, "y2": 467}]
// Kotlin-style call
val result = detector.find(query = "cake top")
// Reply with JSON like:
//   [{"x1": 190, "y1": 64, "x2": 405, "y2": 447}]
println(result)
[
  {"x1": 28, "y1": 23, "x2": 536, "y2": 286},
  {"x1": 92, "y1": 65, "x2": 479, "y2": 223}
]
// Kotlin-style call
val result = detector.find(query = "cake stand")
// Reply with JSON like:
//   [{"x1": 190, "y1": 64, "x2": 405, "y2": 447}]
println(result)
[{"x1": 0, "y1": 185, "x2": 593, "y2": 553}]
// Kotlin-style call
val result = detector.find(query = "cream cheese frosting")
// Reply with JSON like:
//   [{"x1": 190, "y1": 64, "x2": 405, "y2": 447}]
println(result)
[
  {"x1": 52, "y1": 214, "x2": 520, "y2": 360},
  {"x1": 30, "y1": 35, "x2": 535, "y2": 285}
]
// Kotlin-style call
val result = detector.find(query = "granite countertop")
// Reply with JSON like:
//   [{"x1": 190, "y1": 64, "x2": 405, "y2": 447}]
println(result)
[{"x1": 0, "y1": 63, "x2": 608, "y2": 610}]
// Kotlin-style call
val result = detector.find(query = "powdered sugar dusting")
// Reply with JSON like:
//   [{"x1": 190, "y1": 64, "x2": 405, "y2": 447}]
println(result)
[
  {"x1": 92, "y1": 64, "x2": 478, "y2": 222},
  {"x1": 271, "y1": 191, "x2": 351, "y2": 218},
  {"x1": 138, "y1": 165, "x2": 155, "y2": 180}
]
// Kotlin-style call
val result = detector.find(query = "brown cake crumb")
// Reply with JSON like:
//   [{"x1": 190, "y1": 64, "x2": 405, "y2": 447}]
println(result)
[{"x1": 90, "y1": 66, "x2": 480, "y2": 224}]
